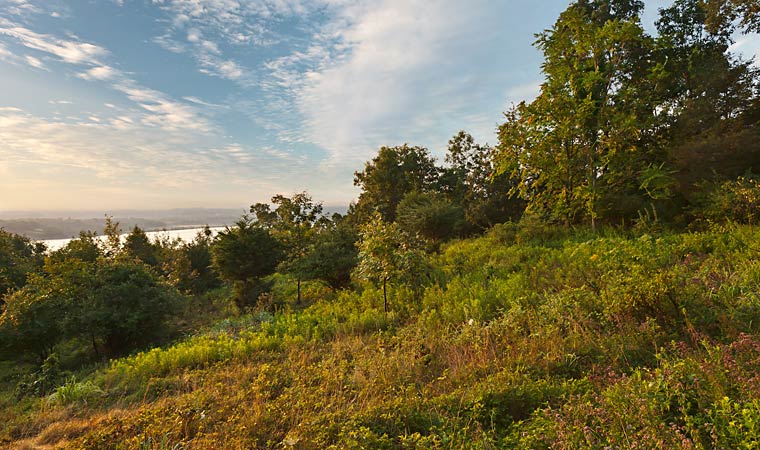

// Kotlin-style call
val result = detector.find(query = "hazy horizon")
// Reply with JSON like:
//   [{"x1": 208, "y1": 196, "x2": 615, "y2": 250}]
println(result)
[{"x1": 0, "y1": 205, "x2": 349, "y2": 219}]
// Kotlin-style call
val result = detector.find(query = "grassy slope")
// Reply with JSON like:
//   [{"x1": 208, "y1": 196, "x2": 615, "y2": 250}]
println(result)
[{"x1": 5, "y1": 224, "x2": 760, "y2": 449}]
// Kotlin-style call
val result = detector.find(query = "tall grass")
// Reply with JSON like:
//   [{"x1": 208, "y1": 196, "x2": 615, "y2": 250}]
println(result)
[{"x1": 11, "y1": 225, "x2": 760, "y2": 449}]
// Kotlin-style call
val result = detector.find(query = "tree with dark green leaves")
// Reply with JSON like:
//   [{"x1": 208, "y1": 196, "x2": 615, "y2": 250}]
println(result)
[
  {"x1": 123, "y1": 226, "x2": 159, "y2": 266},
  {"x1": 183, "y1": 227, "x2": 221, "y2": 294},
  {"x1": 83, "y1": 259, "x2": 181, "y2": 356},
  {"x1": 656, "y1": 0, "x2": 760, "y2": 204},
  {"x1": 0, "y1": 257, "x2": 180, "y2": 360},
  {"x1": 301, "y1": 215, "x2": 358, "y2": 291},
  {"x1": 352, "y1": 145, "x2": 438, "y2": 223},
  {"x1": 396, "y1": 191, "x2": 465, "y2": 248},
  {"x1": 705, "y1": 0, "x2": 760, "y2": 33},
  {"x1": 251, "y1": 192, "x2": 324, "y2": 303},
  {"x1": 441, "y1": 131, "x2": 524, "y2": 230},
  {"x1": 0, "y1": 269, "x2": 70, "y2": 362},
  {"x1": 48, "y1": 231, "x2": 102, "y2": 264},
  {"x1": 211, "y1": 216, "x2": 282, "y2": 309}
]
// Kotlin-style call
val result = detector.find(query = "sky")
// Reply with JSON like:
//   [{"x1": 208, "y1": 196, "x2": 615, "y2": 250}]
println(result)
[{"x1": 0, "y1": 0, "x2": 758, "y2": 212}]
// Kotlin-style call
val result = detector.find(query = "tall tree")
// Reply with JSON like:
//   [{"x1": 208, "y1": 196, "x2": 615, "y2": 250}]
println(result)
[
  {"x1": 656, "y1": 0, "x2": 760, "y2": 200},
  {"x1": 496, "y1": 0, "x2": 657, "y2": 228}
]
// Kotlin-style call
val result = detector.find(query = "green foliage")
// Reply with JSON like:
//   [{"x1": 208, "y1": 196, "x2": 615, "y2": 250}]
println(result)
[
  {"x1": 352, "y1": 145, "x2": 438, "y2": 223},
  {"x1": 48, "y1": 231, "x2": 102, "y2": 264},
  {"x1": 180, "y1": 227, "x2": 221, "y2": 294},
  {"x1": 692, "y1": 174, "x2": 760, "y2": 225},
  {"x1": 301, "y1": 218, "x2": 358, "y2": 290},
  {"x1": 14, "y1": 353, "x2": 66, "y2": 397},
  {"x1": 497, "y1": 0, "x2": 655, "y2": 228},
  {"x1": 7, "y1": 225, "x2": 760, "y2": 448},
  {"x1": 123, "y1": 226, "x2": 159, "y2": 266},
  {"x1": 47, "y1": 376, "x2": 104, "y2": 406},
  {"x1": 440, "y1": 131, "x2": 525, "y2": 231},
  {"x1": 84, "y1": 259, "x2": 182, "y2": 356},
  {"x1": 0, "y1": 229, "x2": 45, "y2": 302},
  {"x1": 396, "y1": 191, "x2": 465, "y2": 248},
  {"x1": 137, "y1": 433, "x2": 185, "y2": 450},
  {"x1": 0, "y1": 256, "x2": 181, "y2": 361},
  {"x1": 659, "y1": 0, "x2": 760, "y2": 202},
  {"x1": 496, "y1": 0, "x2": 760, "y2": 228},
  {"x1": 706, "y1": 0, "x2": 760, "y2": 33},
  {"x1": 355, "y1": 215, "x2": 429, "y2": 313},
  {"x1": 211, "y1": 216, "x2": 282, "y2": 308},
  {"x1": 0, "y1": 268, "x2": 74, "y2": 361},
  {"x1": 251, "y1": 192, "x2": 325, "y2": 303}
]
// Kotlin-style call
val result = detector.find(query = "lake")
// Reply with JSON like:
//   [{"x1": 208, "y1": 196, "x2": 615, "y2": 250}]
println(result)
[{"x1": 41, "y1": 226, "x2": 229, "y2": 252}]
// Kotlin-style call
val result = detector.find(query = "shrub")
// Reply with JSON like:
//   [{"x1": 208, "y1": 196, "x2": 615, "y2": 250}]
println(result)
[
  {"x1": 47, "y1": 376, "x2": 104, "y2": 406},
  {"x1": 693, "y1": 174, "x2": 760, "y2": 225}
]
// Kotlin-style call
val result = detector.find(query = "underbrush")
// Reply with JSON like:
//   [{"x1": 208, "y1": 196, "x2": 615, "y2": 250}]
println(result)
[{"x1": 4, "y1": 226, "x2": 760, "y2": 448}]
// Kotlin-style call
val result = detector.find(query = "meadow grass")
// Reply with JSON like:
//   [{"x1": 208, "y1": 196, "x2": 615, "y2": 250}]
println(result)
[{"x1": 5, "y1": 225, "x2": 760, "y2": 448}]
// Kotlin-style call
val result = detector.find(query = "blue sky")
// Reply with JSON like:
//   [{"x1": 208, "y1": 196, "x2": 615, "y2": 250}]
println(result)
[{"x1": 0, "y1": 0, "x2": 757, "y2": 211}]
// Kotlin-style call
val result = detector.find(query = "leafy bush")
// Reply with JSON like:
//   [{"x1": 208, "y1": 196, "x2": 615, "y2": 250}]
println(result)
[{"x1": 0, "y1": 257, "x2": 182, "y2": 361}]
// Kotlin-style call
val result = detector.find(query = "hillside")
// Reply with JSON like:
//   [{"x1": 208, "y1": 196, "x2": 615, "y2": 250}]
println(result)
[
  {"x1": 3, "y1": 224, "x2": 760, "y2": 449},
  {"x1": 2, "y1": 1, "x2": 760, "y2": 448}
]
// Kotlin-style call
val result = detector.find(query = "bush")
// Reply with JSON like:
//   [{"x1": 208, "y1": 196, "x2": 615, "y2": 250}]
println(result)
[
  {"x1": 693, "y1": 174, "x2": 760, "y2": 225},
  {"x1": 0, "y1": 257, "x2": 182, "y2": 361}
]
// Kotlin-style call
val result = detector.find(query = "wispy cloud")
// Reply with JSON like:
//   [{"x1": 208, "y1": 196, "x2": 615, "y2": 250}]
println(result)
[
  {"x1": 0, "y1": 106, "x2": 300, "y2": 208},
  {"x1": 148, "y1": 0, "x2": 519, "y2": 174},
  {"x1": 23, "y1": 53, "x2": 44, "y2": 68},
  {"x1": 0, "y1": 17, "x2": 217, "y2": 134},
  {"x1": 79, "y1": 65, "x2": 117, "y2": 80},
  {"x1": 183, "y1": 96, "x2": 225, "y2": 108},
  {"x1": 0, "y1": 17, "x2": 107, "y2": 64},
  {"x1": 0, "y1": 0, "x2": 41, "y2": 17},
  {"x1": 146, "y1": 0, "x2": 330, "y2": 85},
  {"x1": 256, "y1": 0, "x2": 514, "y2": 166}
]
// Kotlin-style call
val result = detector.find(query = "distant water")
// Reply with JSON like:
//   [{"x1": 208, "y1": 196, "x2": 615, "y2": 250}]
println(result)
[{"x1": 41, "y1": 226, "x2": 228, "y2": 252}]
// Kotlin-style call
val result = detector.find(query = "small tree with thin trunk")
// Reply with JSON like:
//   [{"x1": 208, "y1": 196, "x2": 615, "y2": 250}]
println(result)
[
  {"x1": 250, "y1": 192, "x2": 323, "y2": 304},
  {"x1": 355, "y1": 214, "x2": 426, "y2": 316}
]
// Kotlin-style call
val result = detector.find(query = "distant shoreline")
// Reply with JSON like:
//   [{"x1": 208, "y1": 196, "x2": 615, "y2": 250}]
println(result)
[{"x1": 40, "y1": 226, "x2": 229, "y2": 252}]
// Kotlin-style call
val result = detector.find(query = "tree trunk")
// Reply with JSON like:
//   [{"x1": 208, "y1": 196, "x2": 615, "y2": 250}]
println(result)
[
  {"x1": 91, "y1": 333, "x2": 100, "y2": 359},
  {"x1": 383, "y1": 277, "x2": 388, "y2": 318}
]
